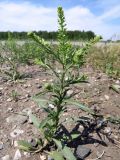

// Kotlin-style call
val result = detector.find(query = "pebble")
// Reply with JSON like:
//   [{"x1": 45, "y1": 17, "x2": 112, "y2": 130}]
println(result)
[
  {"x1": 39, "y1": 155, "x2": 46, "y2": 160},
  {"x1": 76, "y1": 145, "x2": 91, "y2": 159},
  {"x1": 7, "y1": 98, "x2": 12, "y2": 102},
  {"x1": 14, "y1": 141, "x2": 18, "y2": 147},
  {"x1": 115, "y1": 80, "x2": 120, "y2": 84},
  {"x1": 22, "y1": 108, "x2": 32, "y2": 116},
  {"x1": 7, "y1": 107, "x2": 13, "y2": 112},
  {"x1": 37, "y1": 85, "x2": 42, "y2": 89},
  {"x1": 13, "y1": 149, "x2": 21, "y2": 160},
  {"x1": 104, "y1": 95, "x2": 109, "y2": 100},
  {"x1": 49, "y1": 79, "x2": 53, "y2": 82},
  {"x1": 23, "y1": 84, "x2": 28, "y2": 88},
  {"x1": 1, "y1": 155, "x2": 10, "y2": 160},
  {"x1": 25, "y1": 94, "x2": 31, "y2": 98},
  {"x1": 10, "y1": 129, "x2": 24, "y2": 138},
  {"x1": 6, "y1": 114, "x2": 28, "y2": 125},
  {"x1": 48, "y1": 104, "x2": 55, "y2": 109},
  {"x1": 0, "y1": 141, "x2": 4, "y2": 150},
  {"x1": 42, "y1": 79, "x2": 46, "y2": 82},
  {"x1": 104, "y1": 127, "x2": 112, "y2": 135},
  {"x1": 79, "y1": 125, "x2": 84, "y2": 133},
  {"x1": 28, "y1": 116, "x2": 33, "y2": 124},
  {"x1": 23, "y1": 152, "x2": 30, "y2": 158},
  {"x1": 66, "y1": 90, "x2": 73, "y2": 96},
  {"x1": 48, "y1": 156, "x2": 53, "y2": 160}
]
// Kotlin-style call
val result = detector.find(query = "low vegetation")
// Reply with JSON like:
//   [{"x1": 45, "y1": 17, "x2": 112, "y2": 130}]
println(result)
[{"x1": 87, "y1": 43, "x2": 120, "y2": 78}]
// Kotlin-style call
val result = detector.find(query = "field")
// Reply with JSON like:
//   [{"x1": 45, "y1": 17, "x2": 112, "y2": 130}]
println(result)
[
  {"x1": 0, "y1": 7, "x2": 120, "y2": 160},
  {"x1": 0, "y1": 39, "x2": 120, "y2": 160}
]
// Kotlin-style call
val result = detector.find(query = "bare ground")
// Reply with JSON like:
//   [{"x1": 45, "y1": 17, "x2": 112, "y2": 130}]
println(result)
[{"x1": 0, "y1": 65, "x2": 120, "y2": 160}]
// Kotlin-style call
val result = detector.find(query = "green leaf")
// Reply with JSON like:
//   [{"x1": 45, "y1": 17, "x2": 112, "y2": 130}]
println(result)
[
  {"x1": 32, "y1": 96, "x2": 50, "y2": 108},
  {"x1": 29, "y1": 114, "x2": 40, "y2": 129},
  {"x1": 39, "y1": 117, "x2": 50, "y2": 129},
  {"x1": 71, "y1": 133, "x2": 80, "y2": 140},
  {"x1": 65, "y1": 100, "x2": 94, "y2": 115},
  {"x1": 53, "y1": 139, "x2": 76, "y2": 160},
  {"x1": 62, "y1": 146, "x2": 76, "y2": 160},
  {"x1": 53, "y1": 138, "x2": 63, "y2": 150},
  {"x1": 110, "y1": 84, "x2": 120, "y2": 93},
  {"x1": 18, "y1": 140, "x2": 35, "y2": 151},
  {"x1": 50, "y1": 151, "x2": 64, "y2": 160}
]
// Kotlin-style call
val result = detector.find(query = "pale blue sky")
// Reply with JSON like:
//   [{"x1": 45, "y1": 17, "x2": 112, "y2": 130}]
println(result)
[{"x1": 0, "y1": 0, "x2": 120, "y2": 39}]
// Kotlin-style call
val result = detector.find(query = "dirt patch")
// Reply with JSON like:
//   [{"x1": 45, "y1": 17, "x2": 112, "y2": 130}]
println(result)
[{"x1": 0, "y1": 65, "x2": 120, "y2": 160}]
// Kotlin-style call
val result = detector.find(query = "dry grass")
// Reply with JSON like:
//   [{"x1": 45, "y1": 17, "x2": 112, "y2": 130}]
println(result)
[{"x1": 87, "y1": 43, "x2": 120, "y2": 78}]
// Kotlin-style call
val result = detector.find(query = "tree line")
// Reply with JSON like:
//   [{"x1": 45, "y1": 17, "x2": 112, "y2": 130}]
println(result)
[{"x1": 0, "y1": 30, "x2": 96, "y2": 40}]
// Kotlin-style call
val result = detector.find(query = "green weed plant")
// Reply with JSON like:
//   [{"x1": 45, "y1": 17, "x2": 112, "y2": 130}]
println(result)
[{"x1": 18, "y1": 7, "x2": 100, "y2": 159}]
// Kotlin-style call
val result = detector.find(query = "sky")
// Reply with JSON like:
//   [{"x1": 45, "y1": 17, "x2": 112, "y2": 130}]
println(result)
[{"x1": 0, "y1": 0, "x2": 120, "y2": 40}]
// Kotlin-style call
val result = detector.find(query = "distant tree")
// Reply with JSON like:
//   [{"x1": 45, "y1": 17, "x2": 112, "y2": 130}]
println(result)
[{"x1": 0, "y1": 30, "x2": 97, "y2": 41}]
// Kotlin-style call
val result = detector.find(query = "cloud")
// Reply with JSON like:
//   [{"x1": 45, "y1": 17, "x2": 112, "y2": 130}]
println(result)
[
  {"x1": 99, "y1": 5, "x2": 120, "y2": 20},
  {"x1": 0, "y1": 1, "x2": 57, "y2": 31},
  {"x1": 0, "y1": 1, "x2": 120, "y2": 40}
]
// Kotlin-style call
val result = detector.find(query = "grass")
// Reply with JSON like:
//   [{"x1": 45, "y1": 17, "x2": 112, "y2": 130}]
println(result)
[{"x1": 87, "y1": 42, "x2": 120, "y2": 78}]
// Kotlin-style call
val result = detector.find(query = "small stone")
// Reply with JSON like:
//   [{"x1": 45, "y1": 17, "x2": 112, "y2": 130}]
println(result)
[
  {"x1": 48, "y1": 156, "x2": 53, "y2": 160},
  {"x1": 49, "y1": 79, "x2": 53, "y2": 82},
  {"x1": 23, "y1": 84, "x2": 28, "y2": 88},
  {"x1": 22, "y1": 108, "x2": 32, "y2": 116},
  {"x1": 23, "y1": 99, "x2": 29, "y2": 102},
  {"x1": 48, "y1": 104, "x2": 55, "y2": 109},
  {"x1": 1, "y1": 155, "x2": 10, "y2": 160},
  {"x1": 100, "y1": 97, "x2": 104, "y2": 101},
  {"x1": 79, "y1": 125, "x2": 84, "y2": 133},
  {"x1": 94, "y1": 142, "x2": 99, "y2": 147},
  {"x1": 115, "y1": 80, "x2": 120, "y2": 84},
  {"x1": 10, "y1": 129, "x2": 24, "y2": 138},
  {"x1": 112, "y1": 134, "x2": 119, "y2": 140},
  {"x1": 37, "y1": 85, "x2": 42, "y2": 89},
  {"x1": 28, "y1": 116, "x2": 33, "y2": 124},
  {"x1": 96, "y1": 75, "x2": 102, "y2": 79},
  {"x1": 35, "y1": 108, "x2": 40, "y2": 112},
  {"x1": 104, "y1": 127, "x2": 112, "y2": 135},
  {"x1": 104, "y1": 95, "x2": 109, "y2": 100},
  {"x1": 76, "y1": 145, "x2": 91, "y2": 159},
  {"x1": 14, "y1": 141, "x2": 18, "y2": 147},
  {"x1": 0, "y1": 141, "x2": 4, "y2": 150},
  {"x1": 7, "y1": 107, "x2": 13, "y2": 112},
  {"x1": 13, "y1": 149, "x2": 21, "y2": 160},
  {"x1": 66, "y1": 90, "x2": 73, "y2": 96},
  {"x1": 6, "y1": 114, "x2": 28, "y2": 125},
  {"x1": 7, "y1": 98, "x2": 12, "y2": 102},
  {"x1": 39, "y1": 154, "x2": 46, "y2": 160},
  {"x1": 25, "y1": 94, "x2": 31, "y2": 98},
  {"x1": 27, "y1": 84, "x2": 31, "y2": 87},
  {"x1": 23, "y1": 152, "x2": 30, "y2": 158}
]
